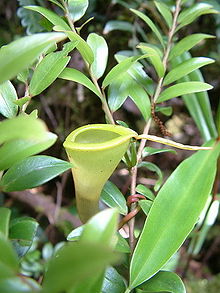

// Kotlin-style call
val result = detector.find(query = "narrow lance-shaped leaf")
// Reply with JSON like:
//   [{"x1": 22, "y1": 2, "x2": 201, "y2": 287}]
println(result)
[
  {"x1": 169, "y1": 34, "x2": 215, "y2": 60},
  {"x1": 59, "y1": 67, "x2": 102, "y2": 99},
  {"x1": 138, "y1": 44, "x2": 165, "y2": 78},
  {"x1": 138, "y1": 161, "x2": 163, "y2": 191},
  {"x1": 177, "y1": 3, "x2": 217, "y2": 30},
  {"x1": 100, "y1": 181, "x2": 128, "y2": 215},
  {"x1": 87, "y1": 33, "x2": 108, "y2": 80},
  {"x1": 24, "y1": 5, "x2": 70, "y2": 30},
  {"x1": 129, "y1": 141, "x2": 220, "y2": 289},
  {"x1": 54, "y1": 28, "x2": 94, "y2": 65},
  {"x1": 0, "y1": 32, "x2": 66, "y2": 84},
  {"x1": 130, "y1": 9, "x2": 165, "y2": 48},
  {"x1": 163, "y1": 57, "x2": 214, "y2": 85},
  {"x1": 171, "y1": 52, "x2": 217, "y2": 141},
  {"x1": 0, "y1": 155, "x2": 72, "y2": 192},
  {"x1": 154, "y1": 1, "x2": 173, "y2": 28},
  {"x1": 67, "y1": 0, "x2": 89, "y2": 22},
  {"x1": 0, "y1": 81, "x2": 18, "y2": 118},
  {"x1": 29, "y1": 41, "x2": 77, "y2": 96},
  {"x1": 157, "y1": 82, "x2": 213, "y2": 103}
]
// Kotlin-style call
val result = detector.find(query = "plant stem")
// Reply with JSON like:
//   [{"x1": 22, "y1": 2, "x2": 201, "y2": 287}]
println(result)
[
  {"x1": 128, "y1": 0, "x2": 182, "y2": 252},
  {"x1": 124, "y1": 287, "x2": 131, "y2": 293},
  {"x1": 61, "y1": 0, "x2": 76, "y2": 32},
  {"x1": 90, "y1": 74, "x2": 115, "y2": 124}
]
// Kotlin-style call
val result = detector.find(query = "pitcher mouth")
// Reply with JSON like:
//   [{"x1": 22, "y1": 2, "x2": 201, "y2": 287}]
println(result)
[{"x1": 63, "y1": 124, "x2": 137, "y2": 151}]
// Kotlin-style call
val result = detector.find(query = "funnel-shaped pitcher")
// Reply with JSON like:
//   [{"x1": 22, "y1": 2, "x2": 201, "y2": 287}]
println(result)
[{"x1": 64, "y1": 124, "x2": 137, "y2": 223}]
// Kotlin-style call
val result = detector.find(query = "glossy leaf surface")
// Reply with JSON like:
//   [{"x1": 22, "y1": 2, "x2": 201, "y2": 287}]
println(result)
[
  {"x1": 101, "y1": 181, "x2": 128, "y2": 215},
  {"x1": 0, "y1": 234, "x2": 19, "y2": 274},
  {"x1": 0, "y1": 208, "x2": 11, "y2": 238},
  {"x1": 169, "y1": 33, "x2": 214, "y2": 60},
  {"x1": 129, "y1": 142, "x2": 220, "y2": 289},
  {"x1": 25, "y1": 5, "x2": 70, "y2": 30},
  {"x1": 103, "y1": 20, "x2": 133, "y2": 34},
  {"x1": 138, "y1": 44, "x2": 165, "y2": 78},
  {"x1": 130, "y1": 9, "x2": 164, "y2": 47},
  {"x1": 171, "y1": 52, "x2": 217, "y2": 141},
  {"x1": 29, "y1": 41, "x2": 77, "y2": 96},
  {"x1": 138, "y1": 162, "x2": 163, "y2": 191},
  {"x1": 0, "y1": 116, "x2": 47, "y2": 144},
  {"x1": 102, "y1": 55, "x2": 141, "y2": 88},
  {"x1": 0, "y1": 81, "x2": 18, "y2": 118},
  {"x1": 163, "y1": 57, "x2": 214, "y2": 86},
  {"x1": 42, "y1": 242, "x2": 119, "y2": 293},
  {"x1": 157, "y1": 82, "x2": 213, "y2": 103},
  {"x1": 154, "y1": 1, "x2": 172, "y2": 28},
  {"x1": 59, "y1": 67, "x2": 102, "y2": 99},
  {"x1": 0, "y1": 132, "x2": 57, "y2": 171},
  {"x1": 102, "y1": 267, "x2": 126, "y2": 293},
  {"x1": 67, "y1": 0, "x2": 89, "y2": 22},
  {"x1": 177, "y1": 3, "x2": 217, "y2": 30},
  {"x1": 0, "y1": 155, "x2": 72, "y2": 192},
  {"x1": 137, "y1": 271, "x2": 186, "y2": 293},
  {"x1": 87, "y1": 33, "x2": 108, "y2": 79},
  {"x1": 136, "y1": 184, "x2": 155, "y2": 201},
  {"x1": 0, "y1": 32, "x2": 66, "y2": 84},
  {"x1": 9, "y1": 217, "x2": 39, "y2": 257}
]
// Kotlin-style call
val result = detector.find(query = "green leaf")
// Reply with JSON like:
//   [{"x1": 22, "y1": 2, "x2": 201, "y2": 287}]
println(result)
[
  {"x1": 137, "y1": 271, "x2": 186, "y2": 293},
  {"x1": 80, "y1": 208, "x2": 118, "y2": 248},
  {"x1": 115, "y1": 233, "x2": 130, "y2": 253},
  {"x1": 107, "y1": 72, "x2": 151, "y2": 120},
  {"x1": 0, "y1": 32, "x2": 66, "y2": 84},
  {"x1": 216, "y1": 99, "x2": 220, "y2": 136},
  {"x1": 0, "y1": 276, "x2": 41, "y2": 292},
  {"x1": 29, "y1": 41, "x2": 77, "y2": 96},
  {"x1": 169, "y1": 34, "x2": 215, "y2": 60},
  {"x1": 67, "y1": 0, "x2": 89, "y2": 22},
  {"x1": 101, "y1": 181, "x2": 128, "y2": 215},
  {"x1": 9, "y1": 217, "x2": 39, "y2": 257},
  {"x1": 171, "y1": 52, "x2": 217, "y2": 141},
  {"x1": 103, "y1": 20, "x2": 133, "y2": 34},
  {"x1": 0, "y1": 81, "x2": 18, "y2": 118},
  {"x1": 177, "y1": 3, "x2": 217, "y2": 30},
  {"x1": 139, "y1": 200, "x2": 153, "y2": 216},
  {"x1": 59, "y1": 68, "x2": 102, "y2": 99},
  {"x1": 163, "y1": 57, "x2": 214, "y2": 85},
  {"x1": 142, "y1": 147, "x2": 176, "y2": 157},
  {"x1": 103, "y1": 55, "x2": 141, "y2": 88},
  {"x1": 136, "y1": 184, "x2": 155, "y2": 201},
  {"x1": 130, "y1": 9, "x2": 165, "y2": 48},
  {"x1": 13, "y1": 96, "x2": 31, "y2": 108},
  {"x1": 138, "y1": 162, "x2": 163, "y2": 191},
  {"x1": 0, "y1": 116, "x2": 47, "y2": 145},
  {"x1": 67, "y1": 226, "x2": 84, "y2": 241},
  {"x1": 17, "y1": 68, "x2": 29, "y2": 84},
  {"x1": 138, "y1": 44, "x2": 165, "y2": 78},
  {"x1": 0, "y1": 155, "x2": 72, "y2": 192},
  {"x1": 155, "y1": 105, "x2": 173, "y2": 116},
  {"x1": 0, "y1": 233, "x2": 19, "y2": 274},
  {"x1": 102, "y1": 267, "x2": 127, "y2": 293},
  {"x1": 87, "y1": 33, "x2": 108, "y2": 80},
  {"x1": 48, "y1": 0, "x2": 65, "y2": 10},
  {"x1": 25, "y1": 5, "x2": 70, "y2": 30},
  {"x1": 42, "y1": 242, "x2": 120, "y2": 293},
  {"x1": 0, "y1": 132, "x2": 57, "y2": 171},
  {"x1": 157, "y1": 82, "x2": 213, "y2": 103},
  {"x1": 56, "y1": 29, "x2": 94, "y2": 65},
  {"x1": 154, "y1": 1, "x2": 172, "y2": 28},
  {"x1": 129, "y1": 141, "x2": 220, "y2": 289},
  {"x1": 0, "y1": 208, "x2": 11, "y2": 238}
]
